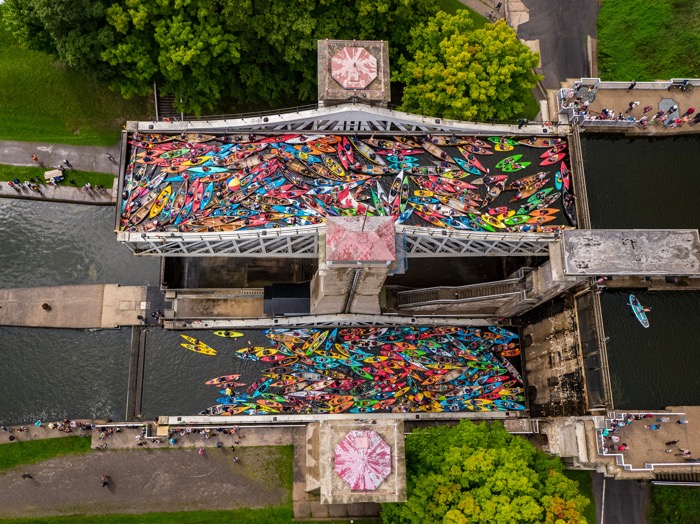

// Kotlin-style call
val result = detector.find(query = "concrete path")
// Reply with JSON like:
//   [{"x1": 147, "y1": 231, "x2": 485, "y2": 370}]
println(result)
[
  {"x1": 0, "y1": 140, "x2": 119, "y2": 175},
  {"x1": 511, "y1": 0, "x2": 600, "y2": 90},
  {"x1": 0, "y1": 182, "x2": 114, "y2": 205},
  {"x1": 0, "y1": 285, "x2": 147, "y2": 329}
]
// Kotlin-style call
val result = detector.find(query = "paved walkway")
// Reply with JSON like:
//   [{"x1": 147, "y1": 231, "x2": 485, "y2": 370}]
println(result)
[
  {"x1": 0, "y1": 422, "x2": 294, "y2": 518},
  {"x1": 510, "y1": 0, "x2": 599, "y2": 90},
  {"x1": 0, "y1": 183, "x2": 114, "y2": 205},
  {"x1": 0, "y1": 140, "x2": 119, "y2": 175}
]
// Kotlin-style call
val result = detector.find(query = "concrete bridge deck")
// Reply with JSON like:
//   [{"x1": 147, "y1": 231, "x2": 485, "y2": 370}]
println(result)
[{"x1": 0, "y1": 285, "x2": 147, "y2": 329}]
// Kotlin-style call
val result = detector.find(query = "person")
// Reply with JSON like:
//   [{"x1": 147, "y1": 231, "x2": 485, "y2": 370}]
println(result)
[
  {"x1": 643, "y1": 306, "x2": 652, "y2": 312},
  {"x1": 627, "y1": 80, "x2": 637, "y2": 92},
  {"x1": 677, "y1": 417, "x2": 689, "y2": 424},
  {"x1": 198, "y1": 447, "x2": 204, "y2": 455},
  {"x1": 495, "y1": 1, "x2": 502, "y2": 11},
  {"x1": 682, "y1": 107, "x2": 695, "y2": 118},
  {"x1": 101, "y1": 474, "x2": 111, "y2": 487},
  {"x1": 63, "y1": 159, "x2": 73, "y2": 169},
  {"x1": 666, "y1": 440, "x2": 680, "y2": 446},
  {"x1": 22, "y1": 473, "x2": 33, "y2": 479},
  {"x1": 31, "y1": 154, "x2": 40, "y2": 164},
  {"x1": 642, "y1": 105, "x2": 653, "y2": 114}
]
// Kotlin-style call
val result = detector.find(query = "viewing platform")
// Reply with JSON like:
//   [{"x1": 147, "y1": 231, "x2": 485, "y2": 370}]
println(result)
[{"x1": 0, "y1": 285, "x2": 147, "y2": 329}]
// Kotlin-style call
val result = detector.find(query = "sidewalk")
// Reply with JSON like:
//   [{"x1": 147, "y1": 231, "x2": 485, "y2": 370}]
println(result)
[
  {"x1": 0, "y1": 183, "x2": 114, "y2": 205},
  {"x1": 0, "y1": 140, "x2": 119, "y2": 175}
]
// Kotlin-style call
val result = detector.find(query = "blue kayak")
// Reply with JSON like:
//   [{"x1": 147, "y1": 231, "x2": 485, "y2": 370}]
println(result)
[{"x1": 629, "y1": 294, "x2": 650, "y2": 328}]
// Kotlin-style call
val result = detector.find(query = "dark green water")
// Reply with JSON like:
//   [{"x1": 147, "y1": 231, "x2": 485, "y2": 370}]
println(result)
[{"x1": 581, "y1": 134, "x2": 700, "y2": 409}]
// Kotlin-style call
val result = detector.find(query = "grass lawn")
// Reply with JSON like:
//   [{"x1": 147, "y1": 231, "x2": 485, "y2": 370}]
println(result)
[
  {"x1": 0, "y1": 165, "x2": 115, "y2": 189},
  {"x1": 597, "y1": 0, "x2": 700, "y2": 81},
  {"x1": 0, "y1": 437, "x2": 92, "y2": 472},
  {"x1": 437, "y1": 0, "x2": 488, "y2": 28},
  {"x1": 0, "y1": 8, "x2": 149, "y2": 147},
  {"x1": 650, "y1": 485, "x2": 700, "y2": 524},
  {"x1": 563, "y1": 469, "x2": 597, "y2": 524}
]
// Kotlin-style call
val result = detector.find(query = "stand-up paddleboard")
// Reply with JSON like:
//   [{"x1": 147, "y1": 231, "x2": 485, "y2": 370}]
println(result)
[{"x1": 629, "y1": 294, "x2": 650, "y2": 328}]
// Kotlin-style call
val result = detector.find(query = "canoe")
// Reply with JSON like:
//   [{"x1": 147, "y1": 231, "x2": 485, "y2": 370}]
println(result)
[
  {"x1": 518, "y1": 137, "x2": 565, "y2": 148},
  {"x1": 527, "y1": 187, "x2": 554, "y2": 204},
  {"x1": 349, "y1": 137, "x2": 386, "y2": 166},
  {"x1": 562, "y1": 186, "x2": 577, "y2": 227},
  {"x1": 629, "y1": 294, "x2": 650, "y2": 328},
  {"x1": 555, "y1": 171, "x2": 563, "y2": 190},
  {"x1": 213, "y1": 331, "x2": 244, "y2": 338},
  {"x1": 540, "y1": 152, "x2": 566, "y2": 166},
  {"x1": 419, "y1": 139, "x2": 455, "y2": 163},
  {"x1": 461, "y1": 145, "x2": 493, "y2": 156},
  {"x1": 507, "y1": 172, "x2": 548, "y2": 191}
]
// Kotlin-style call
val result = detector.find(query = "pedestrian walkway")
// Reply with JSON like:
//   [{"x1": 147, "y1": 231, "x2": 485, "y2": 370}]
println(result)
[
  {"x1": 0, "y1": 140, "x2": 119, "y2": 175},
  {"x1": 0, "y1": 182, "x2": 114, "y2": 205}
]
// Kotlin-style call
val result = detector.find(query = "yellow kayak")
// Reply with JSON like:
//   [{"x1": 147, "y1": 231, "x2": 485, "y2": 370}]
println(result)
[
  {"x1": 180, "y1": 343, "x2": 217, "y2": 356},
  {"x1": 149, "y1": 185, "x2": 172, "y2": 219}
]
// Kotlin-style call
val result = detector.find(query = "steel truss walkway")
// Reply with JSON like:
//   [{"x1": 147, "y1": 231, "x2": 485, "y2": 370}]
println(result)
[
  {"x1": 130, "y1": 102, "x2": 558, "y2": 135},
  {"x1": 117, "y1": 226, "x2": 555, "y2": 257}
]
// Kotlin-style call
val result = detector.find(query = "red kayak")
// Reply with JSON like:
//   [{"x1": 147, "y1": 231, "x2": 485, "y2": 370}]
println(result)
[
  {"x1": 561, "y1": 161, "x2": 571, "y2": 190},
  {"x1": 540, "y1": 152, "x2": 566, "y2": 166}
]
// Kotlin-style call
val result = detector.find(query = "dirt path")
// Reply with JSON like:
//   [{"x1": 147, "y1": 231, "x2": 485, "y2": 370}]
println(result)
[{"x1": 0, "y1": 446, "x2": 289, "y2": 518}]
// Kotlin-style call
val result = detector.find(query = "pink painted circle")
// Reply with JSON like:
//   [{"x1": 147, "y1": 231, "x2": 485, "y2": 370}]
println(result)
[
  {"x1": 334, "y1": 430, "x2": 391, "y2": 491},
  {"x1": 331, "y1": 47, "x2": 378, "y2": 90}
]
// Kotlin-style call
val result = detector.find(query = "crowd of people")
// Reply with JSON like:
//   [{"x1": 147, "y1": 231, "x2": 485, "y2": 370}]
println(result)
[
  {"x1": 561, "y1": 84, "x2": 699, "y2": 128},
  {"x1": 3, "y1": 156, "x2": 109, "y2": 195},
  {"x1": 602, "y1": 413, "x2": 692, "y2": 462}
]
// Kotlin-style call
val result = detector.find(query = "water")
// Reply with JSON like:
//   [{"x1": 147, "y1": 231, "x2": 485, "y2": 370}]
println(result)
[
  {"x1": 1, "y1": 135, "x2": 699, "y2": 423},
  {"x1": 0, "y1": 200, "x2": 159, "y2": 424},
  {"x1": 0, "y1": 327, "x2": 132, "y2": 424},
  {"x1": 582, "y1": 134, "x2": 700, "y2": 408},
  {"x1": 0, "y1": 200, "x2": 159, "y2": 287},
  {"x1": 600, "y1": 291, "x2": 700, "y2": 409}
]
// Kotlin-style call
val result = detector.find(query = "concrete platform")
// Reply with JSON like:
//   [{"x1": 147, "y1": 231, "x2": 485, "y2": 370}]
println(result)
[
  {"x1": 561, "y1": 229, "x2": 700, "y2": 277},
  {"x1": 0, "y1": 285, "x2": 147, "y2": 328}
]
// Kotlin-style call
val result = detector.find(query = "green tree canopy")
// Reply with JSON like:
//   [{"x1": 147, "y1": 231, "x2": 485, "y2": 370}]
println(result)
[
  {"x1": 393, "y1": 11, "x2": 542, "y2": 122},
  {"x1": 4, "y1": 0, "x2": 438, "y2": 114},
  {"x1": 382, "y1": 420, "x2": 589, "y2": 524},
  {"x1": 3, "y1": 0, "x2": 117, "y2": 79}
]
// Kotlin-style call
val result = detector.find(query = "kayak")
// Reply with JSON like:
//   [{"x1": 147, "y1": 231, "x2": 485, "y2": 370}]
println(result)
[
  {"x1": 495, "y1": 155, "x2": 522, "y2": 169},
  {"x1": 562, "y1": 186, "x2": 577, "y2": 227},
  {"x1": 540, "y1": 152, "x2": 566, "y2": 166},
  {"x1": 518, "y1": 137, "x2": 565, "y2": 148},
  {"x1": 213, "y1": 330, "x2": 244, "y2": 338},
  {"x1": 629, "y1": 294, "x2": 650, "y2": 328}
]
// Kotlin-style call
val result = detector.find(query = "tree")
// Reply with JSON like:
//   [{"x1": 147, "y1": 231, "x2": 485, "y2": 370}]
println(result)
[
  {"x1": 381, "y1": 420, "x2": 590, "y2": 523},
  {"x1": 393, "y1": 11, "x2": 542, "y2": 122},
  {"x1": 5, "y1": 0, "x2": 438, "y2": 114},
  {"x1": 3, "y1": 0, "x2": 117, "y2": 79}
]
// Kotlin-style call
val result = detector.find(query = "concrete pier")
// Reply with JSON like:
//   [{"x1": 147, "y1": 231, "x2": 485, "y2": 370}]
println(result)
[{"x1": 0, "y1": 285, "x2": 147, "y2": 329}]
